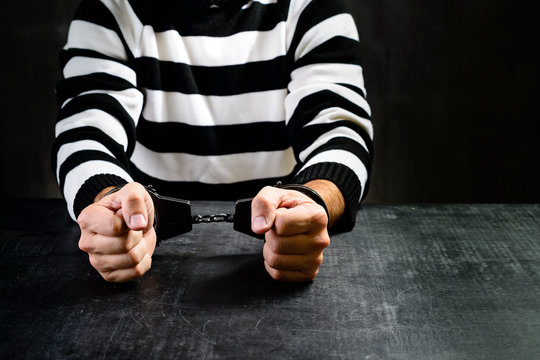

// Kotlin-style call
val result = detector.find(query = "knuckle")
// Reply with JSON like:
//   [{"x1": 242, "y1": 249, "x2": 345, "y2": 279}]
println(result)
[
  {"x1": 312, "y1": 253, "x2": 324, "y2": 269},
  {"x1": 270, "y1": 270, "x2": 287, "y2": 282},
  {"x1": 273, "y1": 215, "x2": 287, "y2": 236},
  {"x1": 311, "y1": 209, "x2": 328, "y2": 228},
  {"x1": 265, "y1": 252, "x2": 281, "y2": 269},
  {"x1": 127, "y1": 247, "x2": 143, "y2": 266},
  {"x1": 267, "y1": 236, "x2": 285, "y2": 253},
  {"x1": 305, "y1": 269, "x2": 319, "y2": 281},
  {"x1": 132, "y1": 268, "x2": 144, "y2": 279},
  {"x1": 254, "y1": 192, "x2": 273, "y2": 209},
  {"x1": 314, "y1": 233, "x2": 330, "y2": 250},
  {"x1": 110, "y1": 218, "x2": 125, "y2": 235},
  {"x1": 89, "y1": 256, "x2": 103, "y2": 271},
  {"x1": 77, "y1": 210, "x2": 91, "y2": 229},
  {"x1": 125, "y1": 192, "x2": 145, "y2": 205},
  {"x1": 125, "y1": 231, "x2": 142, "y2": 251},
  {"x1": 123, "y1": 185, "x2": 146, "y2": 204},
  {"x1": 132, "y1": 255, "x2": 151, "y2": 278},
  {"x1": 78, "y1": 237, "x2": 90, "y2": 252},
  {"x1": 101, "y1": 271, "x2": 115, "y2": 282},
  {"x1": 132, "y1": 263, "x2": 147, "y2": 278},
  {"x1": 118, "y1": 239, "x2": 132, "y2": 253}
]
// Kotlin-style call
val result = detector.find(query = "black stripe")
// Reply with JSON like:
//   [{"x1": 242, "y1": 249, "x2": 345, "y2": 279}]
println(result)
[
  {"x1": 129, "y1": 0, "x2": 287, "y2": 36},
  {"x1": 73, "y1": 174, "x2": 129, "y2": 217},
  {"x1": 287, "y1": 0, "x2": 349, "y2": 64},
  {"x1": 297, "y1": 135, "x2": 372, "y2": 172},
  {"x1": 52, "y1": 126, "x2": 129, "y2": 173},
  {"x1": 287, "y1": 90, "x2": 372, "y2": 153},
  {"x1": 134, "y1": 56, "x2": 289, "y2": 95},
  {"x1": 293, "y1": 36, "x2": 362, "y2": 70},
  {"x1": 293, "y1": 121, "x2": 373, "y2": 160},
  {"x1": 56, "y1": 93, "x2": 137, "y2": 156},
  {"x1": 59, "y1": 150, "x2": 127, "y2": 192},
  {"x1": 137, "y1": 118, "x2": 290, "y2": 155},
  {"x1": 130, "y1": 163, "x2": 295, "y2": 201},
  {"x1": 337, "y1": 83, "x2": 367, "y2": 100},
  {"x1": 56, "y1": 73, "x2": 135, "y2": 108},
  {"x1": 73, "y1": 0, "x2": 123, "y2": 33}
]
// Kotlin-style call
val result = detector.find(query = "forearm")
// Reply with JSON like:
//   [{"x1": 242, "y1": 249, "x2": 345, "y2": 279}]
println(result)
[
  {"x1": 304, "y1": 179, "x2": 345, "y2": 229},
  {"x1": 54, "y1": 1, "x2": 142, "y2": 221}
]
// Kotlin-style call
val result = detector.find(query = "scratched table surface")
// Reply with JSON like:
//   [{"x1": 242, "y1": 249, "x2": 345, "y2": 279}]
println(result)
[{"x1": 1, "y1": 199, "x2": 539, "y2": 360}]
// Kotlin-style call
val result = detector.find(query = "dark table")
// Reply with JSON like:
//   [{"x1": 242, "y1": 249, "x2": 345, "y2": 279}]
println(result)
[{"x1": 1, "y1": 199, "x2": 539, "y2": 359}]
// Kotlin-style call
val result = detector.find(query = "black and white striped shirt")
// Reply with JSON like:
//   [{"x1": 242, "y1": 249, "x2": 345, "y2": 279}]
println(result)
[{"x1": 53, "y1": 0, "x2": 373, "y2": 229}]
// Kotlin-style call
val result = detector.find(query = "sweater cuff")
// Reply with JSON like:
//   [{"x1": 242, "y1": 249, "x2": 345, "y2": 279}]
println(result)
[
  {"x1": 292, "y1": 162, "x2": 363, "y2": 232},
  {"x1": 73, "y1": 174, "x2": 129, "y2": 219}
]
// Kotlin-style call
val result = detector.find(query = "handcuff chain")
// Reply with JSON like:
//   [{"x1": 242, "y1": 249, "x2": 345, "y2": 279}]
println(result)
[{"x1": 192, "y1": 213, "x2": 234, "y2": 224}]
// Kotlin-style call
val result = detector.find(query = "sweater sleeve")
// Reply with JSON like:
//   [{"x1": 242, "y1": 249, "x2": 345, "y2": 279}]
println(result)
[
  {"x1": 52, "y1": 0, "x2": 142, "y2": 220},
  {"x1": 285, "y1": 0, "x2": 374, "y2": 231}
]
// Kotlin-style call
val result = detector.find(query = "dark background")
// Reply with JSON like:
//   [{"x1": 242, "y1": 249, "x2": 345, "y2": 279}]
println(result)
[{"x1": 1, "y1": 0, "x2": 538, "y2": 203}]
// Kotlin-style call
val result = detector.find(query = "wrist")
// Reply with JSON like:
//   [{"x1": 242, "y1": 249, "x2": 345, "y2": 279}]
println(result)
[
  {"x1": 303, "y1": 179, "x2": 345, "y2": 228},
  {"x1": 94, "y1": 186, "x2": 117, "y2": 203}
]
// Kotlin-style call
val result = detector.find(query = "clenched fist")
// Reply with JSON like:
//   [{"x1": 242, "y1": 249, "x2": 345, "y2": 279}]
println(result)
[
  {"x1": 77, "y1": 182, "x2": 156, "y2": 282},
  {"x1": 251, "y1": 181, "x2": 341, "y2": 282}
]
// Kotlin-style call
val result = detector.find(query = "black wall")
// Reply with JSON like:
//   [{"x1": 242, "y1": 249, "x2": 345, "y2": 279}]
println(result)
[{"x1": 1, "y1": 0, "x2": 538, "y2": 203}]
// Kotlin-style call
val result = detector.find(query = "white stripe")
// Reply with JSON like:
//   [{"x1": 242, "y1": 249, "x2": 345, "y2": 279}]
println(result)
[
  {"x1": 299, "y1": 149, "x2": 368, "y2": 201},
  {"x1": 56, "y1": 140, "x2": 114, "y2": 181},
  {"x1": 142, "y1": 89, "x2": 287, "y2": 125},
  {"x1": 298, "y1": 126, "x2": 368, "y2": 163},
  {"x1": 286, "y1": 83, "x2": 371, "y2": 125},
  {"x1": 65, "y1": 20, "x2": 127, "y2": 60},
  {"x1": 206, "y1": 0, "x2": 279, "y2": 9},
  {"x1": 63, "y1": 56, "x2": 137, "y2": 86},
  {"x1": 64, "y1": 161, "x2": 133, "y2": 220},
  {"x1": 61, "y1": 88, "x2": 143, "y2": 126},
  {"x1": 131, "y1": 142, "x2": 297, "y2": 184},
  {"x1": 55, "y1": 109, "x2": 129, "y2": 150},
  {"x1": 290, "y1": 63, "x2": 367, "y2": 98},
  {"x1": 243, "y1": 0, "x2": 278, "y2": 8},
  {"x1": 141, "y1": 22, "x2": 287, "y2": 67},
  {"x1": 107, "y1": 0, "x2": 287, "y2": 64},
  {"x1": 303, "y1": 106, "x2": 373, "y2": 141},
  {"x1": 101, "y1": 0, "x2": 145, "y2": 57},
  {"x1": 295, "y1": 14, "x2": 359, "y2": 60}
]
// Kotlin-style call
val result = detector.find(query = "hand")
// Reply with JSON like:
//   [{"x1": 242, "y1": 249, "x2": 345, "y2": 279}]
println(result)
[
  {"x1": 77, "y1": 182, "x2": 156, "y2": 282},
  {"x1": 251, "y1": 185, "x2": 331, "y2": 282}
]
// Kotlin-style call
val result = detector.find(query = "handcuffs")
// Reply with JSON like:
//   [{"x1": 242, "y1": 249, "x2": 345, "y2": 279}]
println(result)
[{"x1": 104, "y1": 182, "x2": 328, "y2": 243}]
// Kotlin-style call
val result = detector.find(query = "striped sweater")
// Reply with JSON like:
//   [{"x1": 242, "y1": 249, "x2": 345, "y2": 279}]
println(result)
[{"x1": 53, "y1": 0, "x2": 373, "y2": 230}]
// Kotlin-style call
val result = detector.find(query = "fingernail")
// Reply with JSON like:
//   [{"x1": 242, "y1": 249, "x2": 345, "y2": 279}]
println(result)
[
  {"x1": 253, "y1": 216, "x2": 267, "y2": 231},
  {"x1": 130, "y1": 214, "x2": 147, "y2": 228}
]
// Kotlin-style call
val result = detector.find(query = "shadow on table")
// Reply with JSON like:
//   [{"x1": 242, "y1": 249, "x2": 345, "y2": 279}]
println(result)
[
  {"x1": 180, "y1": 254, "x2": 312, "y2": 305},
  {"x1": 6, "y1": 252, "x2": 313, "y2": 311}
]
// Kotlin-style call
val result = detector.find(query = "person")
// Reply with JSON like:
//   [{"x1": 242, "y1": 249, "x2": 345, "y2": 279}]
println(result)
[{"x1": 53, "y1": 0, "x2": 373, "y2": 283}]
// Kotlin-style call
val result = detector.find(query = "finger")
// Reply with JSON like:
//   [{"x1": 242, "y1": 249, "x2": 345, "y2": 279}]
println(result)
[
  {"x1": 78, "y1": 203, "x2": 128, "y2": 236},
  {"x1": 263, "y1": 243, "x2": 323, "y2": 272},
  {"x1": 251, "y1": 186, "x2": 281, "y2": 234},
  {"x1": 273, "y1": 203, "x2": 328, "y2": 236},
  {"x1": 264, "y1": 261, "x2": 319, "y2": 282},
  {"x1": 99, "y1": 253, "x2": 152, "y2": 283},
  {"x1": 115, "y1": 183, "x2": 153, "y2": 231},
  {"x1": 79, "y1": 229, "x2": 143, "y2": 255},
  {"x1": 143, "y1": 227, "x2": 157, "y2": 256},
  {"x1": 264, "y1": 229, "x2": 330, "y2": 254},
  {"x1": 88, "y1": 236, "x2": 148, "y2": 272}
]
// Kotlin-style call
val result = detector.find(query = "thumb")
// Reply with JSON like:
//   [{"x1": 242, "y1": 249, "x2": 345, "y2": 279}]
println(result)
[
  {"x1": 251, "y1": 186, "x2": 280, "y2": 234},
  {"x1": 117, "y1": 183, "x2": 151, "y2": 231}
]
